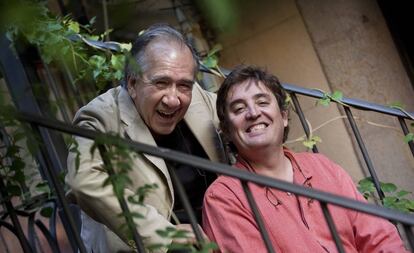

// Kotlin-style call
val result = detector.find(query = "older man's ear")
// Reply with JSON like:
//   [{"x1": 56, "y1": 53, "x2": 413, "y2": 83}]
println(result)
[{"x1": 127, "y1": 77, "x2": 137, "y2": 99}]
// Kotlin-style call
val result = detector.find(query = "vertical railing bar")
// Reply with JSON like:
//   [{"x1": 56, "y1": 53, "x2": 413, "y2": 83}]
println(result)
[
  {"x1": 241, "y1": 181, "x2": 276, "y2": 253},
  {"x1": 320, "y1": 202, "x2": 346, "y2": 253},
  {"x1": 35, "y1": 220, "x2": 62, "y2": 253},
  {"x1": 49, "y1": 201, "x2": 58, "y2": 241},
  {"x1": 0, "y1": 176, "x2": 33, "y2": 253},
  {"x1": 344, "y1": 107, "x2": 385, "y2": 200},
  {"x1": 167, "y1": 166, "x2": 204, "y2": 244},
  {"x1": 398, "y1": 117, "x2": 414, "y2": 157},
  {"x1": 290, "y1": 93, "x2": 318, "y2": 153},
  {"x1": 30, "y1": 124, "x2": 87, "y2": 253},
  {"x1": 97, "y1": 144, "x2": 146, "y2": 253},
  {"x1": 61, "y1": 62, "x2": 85, "y2": 107},
  {"x1": 403, "y1": 224, "x2": 414, "y2": 252}
]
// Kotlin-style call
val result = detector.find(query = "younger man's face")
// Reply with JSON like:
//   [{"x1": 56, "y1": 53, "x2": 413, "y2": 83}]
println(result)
[{"x1": 225, "y1": 79, "x2": 288, "y2": 153}]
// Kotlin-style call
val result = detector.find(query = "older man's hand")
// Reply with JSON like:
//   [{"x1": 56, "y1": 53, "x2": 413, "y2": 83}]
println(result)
[{"x1": 173, "y1": 223, "x2": 209, "y2": 245}]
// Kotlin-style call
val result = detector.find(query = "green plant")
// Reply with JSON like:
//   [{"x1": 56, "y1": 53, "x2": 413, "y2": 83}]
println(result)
[
  {"x1": 358, "y1": 177, "x2": 414, "y2": 213},
  {"x1": 315, "y1": 89, "x2": 347, "y2": 107},
  {"x1": 3, "y1": 0, "x2": 130, "y2": 92},
  {"x1": 389, "y1": 102, "x2": 414, "y2": 144},
  {"x1": 200, "y1": 44, "x2": 226, "y2": 79},
  {"x1": 0, "y1": 90, "x2": 59, "y2": 218}
]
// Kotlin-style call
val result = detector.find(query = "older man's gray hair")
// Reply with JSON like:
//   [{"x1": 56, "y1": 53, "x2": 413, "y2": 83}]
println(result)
[{"x1": 123, "y1": 23, "x2": 199, "y2": 88}]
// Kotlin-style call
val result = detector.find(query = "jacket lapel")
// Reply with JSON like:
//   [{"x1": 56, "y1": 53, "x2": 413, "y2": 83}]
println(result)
[{"x1": 117, "y1": 88, "x2": 173, "y2": 193}]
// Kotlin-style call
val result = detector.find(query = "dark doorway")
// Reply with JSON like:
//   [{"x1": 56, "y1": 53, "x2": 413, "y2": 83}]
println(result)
[{"x1": 378, "y1": 0, "x2": 414, "y2": 89}]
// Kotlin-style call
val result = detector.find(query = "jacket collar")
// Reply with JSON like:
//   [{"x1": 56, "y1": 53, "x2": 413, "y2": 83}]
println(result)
[{"x1": 184, "y1": 89, "x2": 224, "y2": 163}]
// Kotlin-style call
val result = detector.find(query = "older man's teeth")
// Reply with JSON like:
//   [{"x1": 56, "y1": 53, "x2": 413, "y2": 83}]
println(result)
[
  {"x1": 157, "y1": 110, "x2": 176, "y2": 118},
  {"x1": 247, "y1": 123, "x2": 267, "y2": 133}
]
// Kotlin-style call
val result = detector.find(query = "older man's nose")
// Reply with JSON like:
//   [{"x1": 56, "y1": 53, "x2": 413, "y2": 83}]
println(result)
[{"x1": 161, "y1": 87, "x2": 181, "y2": 108}]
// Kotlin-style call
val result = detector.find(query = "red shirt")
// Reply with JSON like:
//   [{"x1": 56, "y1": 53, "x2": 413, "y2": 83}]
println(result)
[{"x1": 202, "y1": 150, "x2": 408, "y2": 253}]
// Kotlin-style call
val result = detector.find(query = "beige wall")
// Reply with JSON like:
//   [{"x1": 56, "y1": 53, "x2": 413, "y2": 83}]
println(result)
[
  {"x1": 296, "y1": 0, "x2": 414, "y2": 192},
  {"x1": 215, "y1": 0, "x2": 414, "y2": 192}
]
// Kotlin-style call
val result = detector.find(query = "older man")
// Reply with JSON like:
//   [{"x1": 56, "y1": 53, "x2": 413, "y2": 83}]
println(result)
[
  {"x1": 66, "y1": 24, "x2": 225, "y2": 252},
  {"x1": 202, "y1": 65, "x2": 408, "y2": 253}
]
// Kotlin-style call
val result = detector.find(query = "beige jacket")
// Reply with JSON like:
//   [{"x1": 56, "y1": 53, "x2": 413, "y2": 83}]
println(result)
[{"x1": 66, "y1": 84, "x2": 225, "y2": 252}]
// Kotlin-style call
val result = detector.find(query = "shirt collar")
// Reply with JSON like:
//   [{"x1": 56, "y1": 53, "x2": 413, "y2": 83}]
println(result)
[{"x1": 283, "y1": 148, "x2": 313, "y2": 186}]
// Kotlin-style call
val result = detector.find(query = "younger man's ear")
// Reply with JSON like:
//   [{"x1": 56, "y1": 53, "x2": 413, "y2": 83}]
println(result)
[{"x1": 282, "y1": 110, "x2": 289, "y2": 127}]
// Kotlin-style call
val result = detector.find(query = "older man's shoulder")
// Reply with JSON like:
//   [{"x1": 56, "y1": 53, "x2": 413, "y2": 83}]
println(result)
[
  {"x1": 72, "y1": 86, "x2": 125, "y2": 130},
  {"x1": 81, "y1": 86, "x2": 123, "y2": 110}
]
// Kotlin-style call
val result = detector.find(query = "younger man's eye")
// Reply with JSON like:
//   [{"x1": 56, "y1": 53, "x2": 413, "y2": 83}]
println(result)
[
  {"x1": 257, "y1": 100, "x2": 269, "y2": 106},
  {"x1": 233, "y1": 106, "x2": 245, "y2": 114}
]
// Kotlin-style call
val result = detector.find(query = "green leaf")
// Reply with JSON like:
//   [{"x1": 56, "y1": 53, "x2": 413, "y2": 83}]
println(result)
[
  {"x1": 93, "y1": 69, "x2": 102, "y2": 79},
  {"x1": 168, "y1": 243, "x2": 192, "y2": 251},
  {"x1": 302, "y1": 136, "x2": 321, "y2": 149},
  {"x1": 396, "y1": 190, "x2": 411, "y2": 198},
  {"x1": 13, "y1": 131, "x2": 26, "y2": 142},
  {"x1": 40, "y1": 206, "x2": 54, "y2": 217},
  {"x1": 46, "y1": 22, "x2": 62, "y2": 32},
  {"x1": 6, "y1": 145, "x2": 20, "y2": 157},
  {"x1": 12, "y1": 168, "x2": 25, "y2": 183},
  {"x1": 119, "y1": 43, "x2": 132, "y2": 51},
  {"x1": 407, "y1": 201, "x2": 414, "y2": 211},
  {"x1": 383, "y1": 196, "x2": 398, "y2": 208},
  {"x1": 89, "y1": 16, "x2": 97, "y2": 25},
  {"x1": 87, "y1": 35, "x2": 99, "y2": 41},
  {"x1": 404, "y1": 133, "x2": 414, "y2": 143},
  {"x1": 198, "y1": 242, "x2": 219, "y2": 252},
  {"x1": 25, "y1": 132, "x2": 39, "y2": 155},
  {"x1": 389, "y1": 101, "x2": 405, "y2": 110},
  {"x1": 11, "y1": 158, "x2": 25, "y2": 171},
  {"x1": 35, "y1": 182, "x2": 50, "y2": 194},
  {"x1": 302, "y1": 140, "x2": 314, "y2": 149},
  {"x1": 207, "y1": 44, "x2": 223, "y2": 57},
  {"x1": 147, "y1": 243, "x2": 165, "y2": 251},
  {"x1": 203, "y1": 55, "x2": 218, "y2": 69},
  {"x1": 284, "y1": 94, "x2": 292, "y2": 107},
  {"x1": 380, "y1": 182, "x2": 397, "y2": 193},
  {"x1": 7, "y1": 184, "x2": 21, "y2": 196},
  {"x1": 331, "y1": 90, "x2": 343, "y2": 101},
  {"x1": 311, "y1": 136, "x2": 321, "y2": 142},
  {"x1": 357, "y1": 177, "x2": 376, "y2": 195},
  {"x1": 318, "y1": 97, "x2": 330, "y2": 106},
  {"x1": 68, "y1": 21, "x2": 80, "y2": 33},
  {"x1": 110, "y1": 54, "x2": 124, "y2": 70}
]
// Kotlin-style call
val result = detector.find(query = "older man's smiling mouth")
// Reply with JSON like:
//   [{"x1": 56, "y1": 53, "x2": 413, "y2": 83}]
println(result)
[{"x1": 157, "y1": 109, "x2": 178, "y2": 119}]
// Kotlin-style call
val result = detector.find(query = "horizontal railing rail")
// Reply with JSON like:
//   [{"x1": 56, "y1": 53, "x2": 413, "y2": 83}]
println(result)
[{"x1": 283, "y1": 83, "x2": 414, "y2": 119}]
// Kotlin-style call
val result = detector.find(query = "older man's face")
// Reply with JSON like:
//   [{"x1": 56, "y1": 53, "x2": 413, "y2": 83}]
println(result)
[
  {"x1": 127, "y1": 40, "x2": 196, "y2": 136},
  {"x1": 225, "y1": 79, "x2": 288, "y2": 153}
]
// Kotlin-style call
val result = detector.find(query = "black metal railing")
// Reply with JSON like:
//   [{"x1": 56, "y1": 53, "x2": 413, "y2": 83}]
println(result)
[{"x1": 4, "y1": 110, "x2": 413, "y2": 253}]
